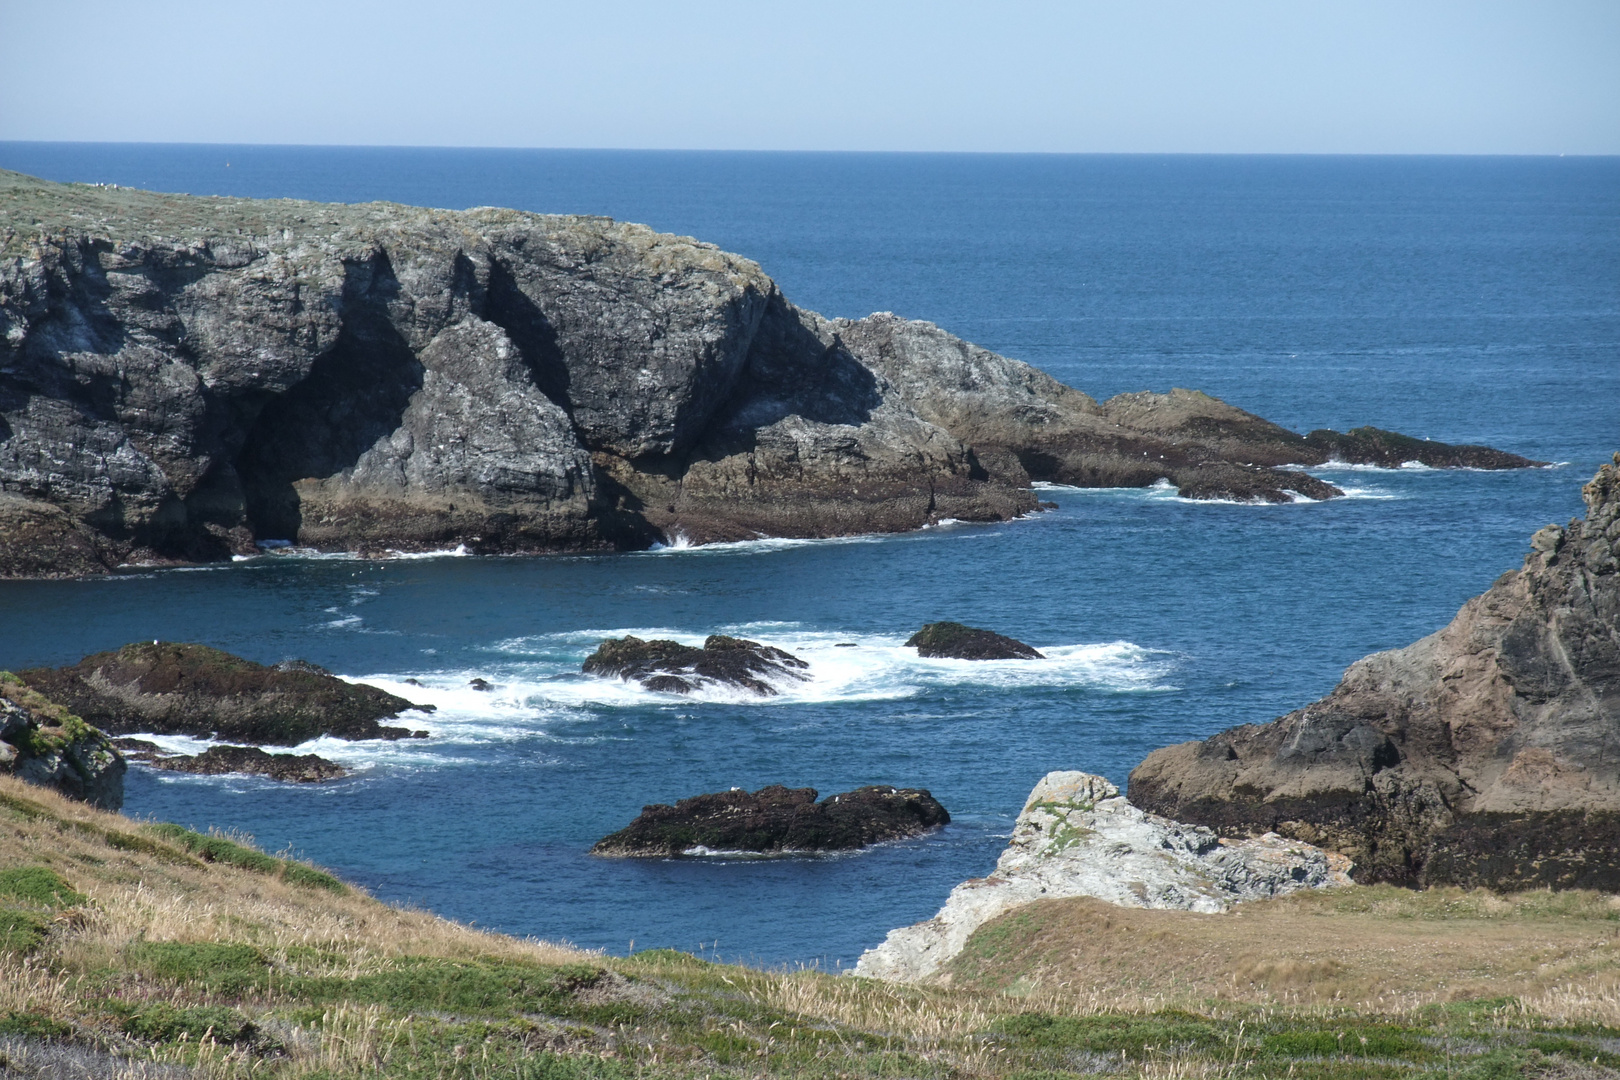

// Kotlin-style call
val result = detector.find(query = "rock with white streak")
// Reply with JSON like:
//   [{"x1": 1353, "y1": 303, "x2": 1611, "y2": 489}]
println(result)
[{"x1": 852, "y1": 771, "x2": 1351, "y2": 983}]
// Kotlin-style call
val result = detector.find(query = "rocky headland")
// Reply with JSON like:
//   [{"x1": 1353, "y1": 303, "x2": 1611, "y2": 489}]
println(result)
[
  {"x1": 854, "y1": 771, "x2": 1351, "y2": 982},
  {"x1": 1129, "y1": 453, "x2": 1620, "y2": 891},
  {"x1": 16, "y1": 642, "x2": 431, "y2": 745},
  {"x1": 0, "y1": 672, "x2": 125, "y2": 809},
  {"x1": 0, "y1": 170, "x2": 1542, "y2": 576},
  {"x1": 905, "y1": 621, "x2": 1043, "y2": 660},
  {"x1": 582, "y1": 634, "x2": 808, "y2": 695},
  {"x1": 591, "y1": 784, "x2": 949, "y2": 856}
]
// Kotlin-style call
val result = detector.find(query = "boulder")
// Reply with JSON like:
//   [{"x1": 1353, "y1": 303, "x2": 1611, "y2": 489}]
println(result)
[
  {"x1": 0, "y1": 169, "x2": 1541, "y2": 575},
  {"x1": 582, "y1": 635, "x2": 809, "y2": 695},
  {"x1": 1129, "y1": 453, "x2": 1620, "y2": 891},
  {"x1": 905, "y1": 622, "x2": 1043, "y2": 660},
  {"x1": 139, "y1": 744, "x2": 347, "y2": 783},
  {"x1": 592, "y1": 784, "x2": 949, "y2": 856},
  {"x1": 0, "y1": 674, "x2": 125, "y2": 810},
  {"x1": 17, "y1": 642, "x2": 433, "y2": 746},
  {"x1": 853, "y1": 771, "x2": 1350, "y2": 982}
]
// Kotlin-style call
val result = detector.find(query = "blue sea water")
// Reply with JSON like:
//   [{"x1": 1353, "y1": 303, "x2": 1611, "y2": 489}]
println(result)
[{"x1": 0, "y1": 145, "x2": 1616, "y2": 967}]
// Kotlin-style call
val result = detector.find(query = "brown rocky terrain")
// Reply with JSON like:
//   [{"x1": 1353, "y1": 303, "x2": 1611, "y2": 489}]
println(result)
[
  {"x1": 1130, "y1": 453, "x2": 1620, "y2": 890},
  {"x1": 0, "y1": 169, "x2": 1541, "y2": 575}
]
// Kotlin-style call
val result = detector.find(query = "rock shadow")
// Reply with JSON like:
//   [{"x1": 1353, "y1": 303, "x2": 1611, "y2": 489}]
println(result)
[{"x1": 234, "y1": 251, "x2": 423, "y2": 541}]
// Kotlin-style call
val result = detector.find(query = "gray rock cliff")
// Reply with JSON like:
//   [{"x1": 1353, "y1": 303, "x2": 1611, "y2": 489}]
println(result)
[
  {"x1": 0, "y1": 170, "x2": 1541, "y2": 574},
  {"x1": 1130, "y1": 454, "x2": 1620, "y2": 890}
]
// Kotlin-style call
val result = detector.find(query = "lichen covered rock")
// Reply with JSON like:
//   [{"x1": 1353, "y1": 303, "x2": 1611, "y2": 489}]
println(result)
[
  {"x1": 853, "y1": 771, "x2": 1350, "y2": 983},
  {"x1": 0, "y1": 674, "x2": 125, "y2": 809},
  {"x1": 592, "y1": 784, "x2": 949, "y2": 856},
  {"x1": 1129, "y1": 453, "x2": 1620, "y2": 890}
]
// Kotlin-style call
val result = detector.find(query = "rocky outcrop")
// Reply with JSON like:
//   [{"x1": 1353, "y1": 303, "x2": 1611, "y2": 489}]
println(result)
[
  {"x1": 17, "y1": 642, "x2": 432, "y2": 746},
  {"x1": 905, "y1": 622, "x2": 1043, "y2": 660},
  {"x1": 592, "y1": 784, "x2": 949, "y2": 856},
  {"x1": 0, "y1": 170, "x2": 1541, "y2": 574},
  {"x1": 116, "y1": 739, "x2": 347, "y2": 782},
  {"x1": 582, "y1": 634, "x2": 808, "y2": 695},
  {"x1": 854, "y1": 771, "x2": 1350, "y2": 983},
  {"x1": 1129, "y1": 454, "x2": 1620, "y2": 891},
  {"x1": 0, "y1": 674, "x2": 125, "y2": 809}
]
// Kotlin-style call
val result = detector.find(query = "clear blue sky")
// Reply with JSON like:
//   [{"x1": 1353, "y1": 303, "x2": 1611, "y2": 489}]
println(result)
[{"x1": 3, "y1": 0, "x2": 1616, "y2": 153}]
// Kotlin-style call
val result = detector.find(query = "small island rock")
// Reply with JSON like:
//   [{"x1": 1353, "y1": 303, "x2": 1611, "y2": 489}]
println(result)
[
  {"x1": 17, "y1": 642, "x2": 433, "y2": 746},
  {"x1": 142, "y1": 745, "x2": 348, "y2": 783},
  {"x1": 582, "y1": 635, "x2": 809, "y2": 695},
  {"x1": 592, "y1": 784, "x2": 949, "y2": 856},
  {"x1": 905, "y1": 622, "x2": 1043, "y2": 660}
]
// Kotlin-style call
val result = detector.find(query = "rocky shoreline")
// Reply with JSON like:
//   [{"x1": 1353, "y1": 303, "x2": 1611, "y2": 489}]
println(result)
[
  {"x1": 0, "y1": 169, "x2": 1541, "y2": 577},
  {"x1": 1128, "y1": 453, "x2": 1620, "y2": 891}
]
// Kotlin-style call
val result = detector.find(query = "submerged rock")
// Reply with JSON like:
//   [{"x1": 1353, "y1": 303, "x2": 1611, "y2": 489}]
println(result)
[
  {"x1": 592, "y1": 784, "x2": 949, "y2": 856},
  {"x1": 853, "y1": 771, "x2": 1350, "y2": 982},
  {"x1": 905, "y1": 622, "x2": 1043, "y2": 660},
  {"x1": 1129, "y1": 453, "x2": 1620, "y2": 891},
  {"x1": 17, "y1": 642, "x2": 433, "y2": 746},
  {"x1": 0, "y1": 170, "x2": 1542, "y2": 576},
  {"x1": 582, "y1": 635, "x2": 809, "y2": 695},
  {"x1": 0, "y1": 674, "x2": 125, "y2": 810},
  {"x1": 140, "y1": 744, "x2": 348, "y2": 783}
]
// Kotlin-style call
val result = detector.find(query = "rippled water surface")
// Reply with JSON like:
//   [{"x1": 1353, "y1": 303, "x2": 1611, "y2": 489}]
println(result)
[{"x1": 1, "y1": 146, "x2": 1616, "y2": 966}]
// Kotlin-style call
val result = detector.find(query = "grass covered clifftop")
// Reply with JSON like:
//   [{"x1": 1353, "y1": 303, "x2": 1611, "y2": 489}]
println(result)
[{"x1": 4, "y1": 773, "x2": 1620, "y2": 1080}]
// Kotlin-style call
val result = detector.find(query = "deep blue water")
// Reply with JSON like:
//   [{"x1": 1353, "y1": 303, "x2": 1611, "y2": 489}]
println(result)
[{"x1": 1, "y1": 145, "x2": 1616, "y2": 967}]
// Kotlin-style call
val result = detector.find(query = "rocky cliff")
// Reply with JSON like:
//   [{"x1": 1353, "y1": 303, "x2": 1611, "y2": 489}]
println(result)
[
  {"x1": 0, "y1": 170, "x2": 1541, "y2": 575},
  {"x1": 0, "y1": 673, "x2": 124, "y2": 810},
  {"x1": 1130, "y1": 454, "x2": 1620, "y2": 890}
]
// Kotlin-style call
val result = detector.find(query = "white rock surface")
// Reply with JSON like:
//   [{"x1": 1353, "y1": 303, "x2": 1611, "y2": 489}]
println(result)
[{"x1": 853, "y1": 770, "x2": 1353, "y2": 982}]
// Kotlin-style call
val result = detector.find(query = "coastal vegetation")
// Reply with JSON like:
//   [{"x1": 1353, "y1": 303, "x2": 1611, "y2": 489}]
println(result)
[{"x1": 4, "y1": 773, "x2": 1618, "y2": 1079}]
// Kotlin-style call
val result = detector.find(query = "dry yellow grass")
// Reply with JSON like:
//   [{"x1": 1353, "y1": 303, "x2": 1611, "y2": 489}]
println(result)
[{"x1": 943, "y1": 886, "x2": 1620, "y2": 1018}]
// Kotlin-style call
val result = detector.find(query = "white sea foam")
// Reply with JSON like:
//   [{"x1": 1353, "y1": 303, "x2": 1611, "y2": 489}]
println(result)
[
  {"x1": 640, "y1": 533, "x2": 888, "y2": 557},
  {"x1": 1032, "y1": 479, "x2": 1397, "y2": 504}
]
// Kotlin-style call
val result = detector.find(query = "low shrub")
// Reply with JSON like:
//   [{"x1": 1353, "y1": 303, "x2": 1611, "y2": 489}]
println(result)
[
  {"x1": 143, "y1": 824, "x2": 279, "y2": 874},
  {"x1": 294, "y1": 958, "x2": 605, "y2": 1015},
  {"x1": 126, "y1": 941, "x2": 269, "y2": 994},
  {"x1": 280, "y1": 861, "x2": 346, "y2": 893},
  {"x1": 0, "y1": 910, "x2": 51, "y2": 954},
  {"x1": 114, "y1": 1002, "x2": 257, "y2": 1045},
  {"x1": 0, "y1": 1011, "x2": 72, "y2": 1040},
  {"x1": 0, "y1": 866, "x2": 85, "y2": 908}
]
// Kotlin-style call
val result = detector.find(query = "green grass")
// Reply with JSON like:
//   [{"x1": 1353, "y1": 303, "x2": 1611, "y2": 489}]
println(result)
[
  {"x1": 142, "y1": 823, "x2": 348, "y2": 892},
  {"x1": 0, "y1": 866, "x2": 84, "y2": 909},
  {"x1": 111, "y1": 1002, "x2": 259, "y2": 1046},
  {"x1": 125, "y1": 941, "x2": 270, "y2": 994}
]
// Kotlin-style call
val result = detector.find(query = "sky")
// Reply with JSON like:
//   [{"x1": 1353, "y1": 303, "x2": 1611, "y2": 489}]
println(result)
[{"x1": 2, "y1": 0, "x2": 1616, "y2": 154}]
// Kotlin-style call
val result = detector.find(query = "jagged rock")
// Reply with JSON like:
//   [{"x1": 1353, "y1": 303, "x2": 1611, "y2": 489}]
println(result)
[
  {"x1": 0, "y1": 171, "x2": 1540, "y2": 575},
  {"x1": 853, "y1": 771, "x2": 1350, "y2": 983},
  {"x1": 1129, "y1": 453, "x2": 1620, "y2": 891},
  {"x1": 592, "y1": 784, "x2": 949, "y2": 856},
  {"x1": 905, "y1": 622, "x2": 1043, "y2": 660},
  {"x1": 0, "y1": 675, "x2": 125, "y2": 810},
  {"x1": 142, "y1": 744, "x2": 347, "y2": 783},
  {"x1": 17, "y1": 642, "x2": 433, "y2": 746},
  {"x1": 582, "y1": 634, "x2": 809, "y2": 695}
]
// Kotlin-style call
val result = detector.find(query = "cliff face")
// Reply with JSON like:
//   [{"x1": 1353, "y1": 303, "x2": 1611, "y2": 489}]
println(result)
[
  {"x1": 0, "y1": 170, "x2": 1540, "y2": 574},
  {"x1": 1130, "y1": 454, "x2": 1620, "y2": 890}
]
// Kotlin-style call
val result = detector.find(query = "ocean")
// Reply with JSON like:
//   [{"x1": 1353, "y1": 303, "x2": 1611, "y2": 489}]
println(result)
[{"x1": 1, "y1": 144, "x2": 1615, "y2": 967}]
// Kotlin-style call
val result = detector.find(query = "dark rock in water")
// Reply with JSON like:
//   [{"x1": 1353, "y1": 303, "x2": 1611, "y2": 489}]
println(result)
[
  {"x1": 1129, "y1": 453, "x2": 1620, "y2": 892},
  {"x1": 0, "y1": 675, "x2": 125, "y2": 810},
  {"x1": 468, "y1": 678, "x2": 492, "y2": 691},
  {"x1": 592, "y1": 784, "x2": 950, "y2": 856},
  {"x1": 144, "y1": 745, "x2": 347, "y2": 783},
  {"x1": 582, "y1": 635, "x2": 808, "y2": 696},
  {"x1": 905, "y1": 622, "x2": 1043, "y2": 660},
  {"x1": 1301, "y1": 426, "x2": 1539, "y2": 470},
  {"x1": 16, "y1": 642, "x2": 433, "y2": 746},
  {"x1": 0, "y1": 170, "x2": 1541, "y2": 577}
]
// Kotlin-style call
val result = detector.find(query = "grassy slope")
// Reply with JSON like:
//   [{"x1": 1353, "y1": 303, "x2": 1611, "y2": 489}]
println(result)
[{"x1": 3, "y1": 775, "x2": 1619, "y2": 1080}]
